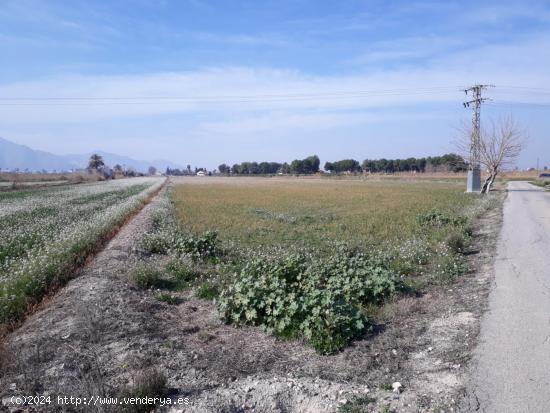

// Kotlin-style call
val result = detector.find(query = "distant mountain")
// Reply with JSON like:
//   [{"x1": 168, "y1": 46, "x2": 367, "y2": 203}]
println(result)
[
  {"x1": 0, "y1": 137, "x2": 74, "y2": 171},
  {"x1": 0, "y1": 137, "x2": 182, "y2": 173}
]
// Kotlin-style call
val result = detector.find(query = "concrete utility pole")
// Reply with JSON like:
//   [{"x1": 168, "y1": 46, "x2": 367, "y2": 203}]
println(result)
[{"x1": 463, "y1": 84, "x2": 493, "y2": 193}]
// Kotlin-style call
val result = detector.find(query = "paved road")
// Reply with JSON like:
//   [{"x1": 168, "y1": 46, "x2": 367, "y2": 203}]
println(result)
[{"x1": 466, "y1": 181, "x2": 550, "y2": 412}]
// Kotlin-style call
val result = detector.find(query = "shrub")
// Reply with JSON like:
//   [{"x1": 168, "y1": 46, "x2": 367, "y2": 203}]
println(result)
[
  {"x1": 130, "y1": 265, "x2": 165, "y2": 289},
  {"x1": 142, "y1": 233, "x2": 170, "y2": 254},
  {"x1": 166, "y1": 260, "x2": 197, "y2": 282},
  {"x1": 172, "y1": 230, "x2": 220, "y2": 260},
  {"x1": 446, "y1": 232, "x2": 466, "y2": 254},
  {"x1": 197, "y1": 281, "x2": 220, "y2": 300},
  {"x1": 143, "y1": 229, "x2": 220, "y2": 260},
  {"x1": 218, "y1": 249, "x2": 401, "y2": 354}
]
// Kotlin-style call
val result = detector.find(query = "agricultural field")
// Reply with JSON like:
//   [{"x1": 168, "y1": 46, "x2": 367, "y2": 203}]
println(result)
[
  {"x1": 172, "y1": 177, "x2": 475, "y2": 249},
  {"x1": 0, "y1": 177, "x2": 164, "y2": 327},
  {"x1": 0, "y1": 175, "x2": 503, "y2": 413},
  {"x1": 137, "y1": 177, "x2": 497, "y2": 354}
]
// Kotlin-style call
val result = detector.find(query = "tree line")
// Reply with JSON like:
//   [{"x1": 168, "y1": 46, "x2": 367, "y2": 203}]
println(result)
[
  {"x1": 219, "y1": 155, "x2": 321, "y2": 175},
  {"x1": 218, "y1": 153, "x2": 466, "y2": 175},
  {"x1": 361, "y1": 154, "x2": 467, "y2": 173},
  {"x1": 165, "y1": 165, "x2": 208, "y2": 176}
]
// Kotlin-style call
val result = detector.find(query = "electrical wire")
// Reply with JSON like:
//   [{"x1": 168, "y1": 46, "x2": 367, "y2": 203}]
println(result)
[{"x1": 0, "y1": 85, "x2": 549, "y2": 107}]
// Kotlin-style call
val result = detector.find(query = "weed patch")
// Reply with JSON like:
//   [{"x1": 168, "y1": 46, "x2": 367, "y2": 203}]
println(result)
[
  {"x1": 197, "y1": 281, "x2": 220, "y2": 300},
  {"x1": 339, "y1": 395, "x2": 377, "y2": 413},
  {"x1": 155, "y1": 293, "x2": 180, "y2": 305},
  {"x1": 130, "y1": 265, "x2": 165, "y2": 289},
  {"x1": 119, "y1": 368, "x2": 167, "y2": 413},
  {"x1": 218, "y1": 248, "x2": 401, "y2": 354}
]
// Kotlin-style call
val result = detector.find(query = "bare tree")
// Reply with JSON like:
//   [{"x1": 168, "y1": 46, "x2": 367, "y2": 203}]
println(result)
[{"x1": 456, "y1": 116, "x2": 527, "y2": 193}]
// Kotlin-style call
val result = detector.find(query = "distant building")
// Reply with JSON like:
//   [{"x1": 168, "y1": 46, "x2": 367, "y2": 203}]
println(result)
[{"x1": 196, "y1": 170, "x2": 206, "y2": 176}]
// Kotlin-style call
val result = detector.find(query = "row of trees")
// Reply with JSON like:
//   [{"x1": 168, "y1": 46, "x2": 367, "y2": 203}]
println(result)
[
  {"x1": 324, "y1": 159, "x2": 362, "y2": 173},
  {"x1": 361, "y1": 154, "x2": 467, "y2": 173},
  {"x1": 219, "y1": 155, "x2": 321, "y2": 175},
  {"x1": 219, "y1": 154, "x2": 466, "y2": 175},
  {"x1": 221, "y1": 162, "x2": 282, "y2": 175}
]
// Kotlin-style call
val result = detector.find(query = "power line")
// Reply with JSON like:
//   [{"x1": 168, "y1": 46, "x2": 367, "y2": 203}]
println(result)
[
  {"x1": 0, "y1": 86, "x2": 463, "y2": 104},
  {"x1": 0, "y1": 84, "x2": 549, "y2": 107},
  {"x1": 487, "y1": 101, "x2": 550, "y2": 109}
]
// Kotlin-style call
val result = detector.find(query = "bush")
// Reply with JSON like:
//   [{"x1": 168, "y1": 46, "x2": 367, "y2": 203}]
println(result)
[
  {"x1": 172, "y1": 230, "x2": 220, "y2": 260},
  {"x1": 142, "y1": 229, "x2": 220, "y2": 260},
  {"x1": 218, "y1": 249, "x2": 401, "y2": 354},
  {"x1": 197, "y1": 281, "x2": 220, "y2": 300},
  {"x1": 142, "y1": 233, "x2": 170, "y2": 254},
  {"x1": 166, "y1": 260, "x2": 197, "y2": 282},
  {"x1": 445, "y1": 232, "x2": 467, "y2": 254},
  {"x1": 130, "y1": 265, "x2": 165, "y2": 289}
]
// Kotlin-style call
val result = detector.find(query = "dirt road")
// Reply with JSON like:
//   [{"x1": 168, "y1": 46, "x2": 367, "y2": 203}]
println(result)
[{"x1": 464, "y1": 181, "x2": 550, "y2": 412}]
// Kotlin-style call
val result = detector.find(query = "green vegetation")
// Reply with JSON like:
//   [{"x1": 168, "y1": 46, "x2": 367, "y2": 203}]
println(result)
[
  {"x1": 530, "y1": 179, "x2": 550, "y2": 188},
  {"x1": 218, "y1": 248, "x2": 400, "y2": 354},
  {"x1": 196, "y1": 281, "x2": 220, "y2": 300},
  {"x1": 172, "y1": 180, "x2": 474, "y2": 249},
  {"x1": 224, "y1": 154, "x2": 321, "y2": 175},
  {"x1": 0, "y1": 178, "x2": 163, "y2": 327},
  {"x1": 325, "y1": 159, "x2": 362, "y2": 173},
  {"x1": 130, "y1": 265, "x2": 166, "y2": 289},
  {"x1": 155, "y1": 292, "x2": 180, "y2": 305},
  {"x1": 143, "y1": 229, "x2": 219, "y2": 260},
  {"x1": 215, "y1": 153, "x2": 466, "y2": 175},
  {"x1": 140, "y1": 178, "x2": 492, "y2": 354},
  {"x1": 339, "y1": 395, "x2": 377, "y2": 413},
  {"x1": 362, "y1": 153, "x2": 466, "y2": 173}
]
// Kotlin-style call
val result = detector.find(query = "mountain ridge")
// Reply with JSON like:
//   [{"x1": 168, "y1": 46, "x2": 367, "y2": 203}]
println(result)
[{"x1": 0, "y1": 137, "x2": 182, "y2": 173}]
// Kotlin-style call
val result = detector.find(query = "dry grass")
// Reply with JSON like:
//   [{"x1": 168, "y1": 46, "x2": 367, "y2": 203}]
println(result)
[{"x1": 171, "y1": 177, "x2": 475, "y2": 248}]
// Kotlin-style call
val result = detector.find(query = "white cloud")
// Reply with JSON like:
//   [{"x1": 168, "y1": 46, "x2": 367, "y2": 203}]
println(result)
[{"x1": 1, "y1": 27, "x2": 550, "y2": 167}]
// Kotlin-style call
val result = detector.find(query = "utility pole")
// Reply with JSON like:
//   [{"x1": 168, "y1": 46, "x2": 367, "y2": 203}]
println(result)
[{"x1": 463, "y1": 84, "x2": 494, "y2": 193}]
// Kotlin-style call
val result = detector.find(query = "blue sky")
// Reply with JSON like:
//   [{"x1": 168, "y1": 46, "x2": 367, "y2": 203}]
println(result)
[{"x1": 1, "y1": 0, "x2": 549, "y2": 169}]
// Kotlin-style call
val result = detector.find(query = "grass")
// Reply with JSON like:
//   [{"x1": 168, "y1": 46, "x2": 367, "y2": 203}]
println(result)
[
  {"x1": 155, "y1": 292, "x2": 180, "y2": 305},
  {"x1": 530, "y1": 180, "x2": 550, "y2": 189},
  {"x1": 172, "y1": 179, "x2": 475, "y2": 250},
  {"x1": 339, "y1": 395, "x2": 377, "y2": 413},
  {"x1": 119, "y1": 368, "x2": 167, "y2": 413}
]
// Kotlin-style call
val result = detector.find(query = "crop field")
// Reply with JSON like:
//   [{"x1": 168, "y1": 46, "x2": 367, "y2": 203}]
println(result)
[
  {"x1": 0, "y1": 177, "x2": 164, "y2": 326},
  {"x1": 135, "y1": 176, "x2": 493, "y2": 354},
  {"x1": 172, "y1": 177, "x2": 475, "y2": 249}
]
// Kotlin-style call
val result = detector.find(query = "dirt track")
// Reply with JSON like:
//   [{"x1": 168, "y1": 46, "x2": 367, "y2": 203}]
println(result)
[{"x1": 462, "y1": 182, "x2": 550, "y2": 413}]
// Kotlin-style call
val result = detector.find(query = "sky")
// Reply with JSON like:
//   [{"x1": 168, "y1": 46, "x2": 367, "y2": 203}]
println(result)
[{"x1": 1, "y1": 0, "x2": 549, "y2": 169}]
